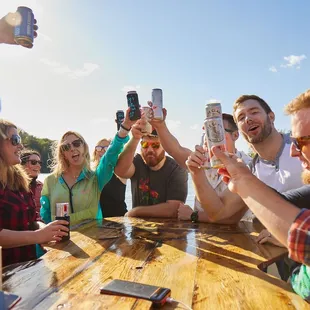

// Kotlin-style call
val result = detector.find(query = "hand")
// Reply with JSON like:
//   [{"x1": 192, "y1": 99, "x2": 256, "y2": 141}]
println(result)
[
  {"x1": 186, "y1": 145, "x2": 207, "y2": 174},
  {"x1": 256, "y1": 229, "x2": 286, "y2": 248},
  {"x1": 34, "y1": 220, "x2": 69, "y2": 244},
  {"x1": 148, "y1": 101, "x2": 167, "y2": 128},
  {"x1": 131, "y1": 119, "x2": 145, "y2": 140},
  {"x1": 0, "y1": 12, "x2": 38, "y2": 46},
  {"x1": 125, "y1": 209, "x2": 136, "y2": 217},
  {"x1": 177, "y1": 203, "x2": 193, "y2": 221},
  {"x1": 212, "y1": 146, "x2": 253, "y2": 193},
  {"x1": 121, "y1": 108, "x2": 137, "y2": 129}
]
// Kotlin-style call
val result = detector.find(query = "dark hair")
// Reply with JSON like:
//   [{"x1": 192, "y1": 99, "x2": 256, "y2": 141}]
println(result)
[
  {"x1": 20, "y1": 149, "x2": 41, "y2": 165},
  {"x1": 222, "y1": 113, "x2": 238, "y2": 131},
  {"x1": 233, "y1": 95, "x2": 272, "y2": 117}
]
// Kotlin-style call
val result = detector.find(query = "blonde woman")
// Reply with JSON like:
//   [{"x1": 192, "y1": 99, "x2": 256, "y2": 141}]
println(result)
[
  {"x1": 92, "y1": 138, "x2": 128, "y2": 217},
  {"x1": 40, "y1": 111, "x2": 132, "y2": 225},
  {"x1": 0, "y1": 119, "x2": 68, "y2": 267}
]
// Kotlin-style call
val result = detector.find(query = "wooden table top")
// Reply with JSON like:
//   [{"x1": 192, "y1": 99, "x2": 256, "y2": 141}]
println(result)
[{"x1": 3, "y1": 218, "x2": 309, "y2": 310}]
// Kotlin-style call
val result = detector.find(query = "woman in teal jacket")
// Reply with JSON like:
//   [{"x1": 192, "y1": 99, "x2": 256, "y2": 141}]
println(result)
[{"x1": 40, "y1": 110, "x2": 133, "y2": 225}]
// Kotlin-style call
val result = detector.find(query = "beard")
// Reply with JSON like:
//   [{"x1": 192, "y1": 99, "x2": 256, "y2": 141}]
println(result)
[
  {"x1": 142, "y1": 149, "x2": 165, "y2": 167},
  {"x1": 301, "y1": 170, "x2": 310, "y2": 185},
  {"x1": 243, "y1": 117, "x2": 273, "y2": 144}
]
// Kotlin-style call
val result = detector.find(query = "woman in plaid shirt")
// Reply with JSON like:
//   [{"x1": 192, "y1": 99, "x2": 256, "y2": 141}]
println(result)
[{"x1": 0, "y1": 119, "x2": 69, "y2": 267}]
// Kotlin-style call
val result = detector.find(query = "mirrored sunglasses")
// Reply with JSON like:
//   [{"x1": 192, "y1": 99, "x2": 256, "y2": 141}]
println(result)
[
  {"x1": 95, "y1": 145, "x2": 109, "y2": 152},
  {"x1": 291, "y1": 135, "x2": 310, "y2": 152},
  {"x1": 9, "y1": 134, "x2": 22, "y2": 146},
  {"x1": 61, "y1": 139, "x2": 83, "y2": 152},
  {"x1": 140, "y1": 141, "x2": 161, "y2": 149}
]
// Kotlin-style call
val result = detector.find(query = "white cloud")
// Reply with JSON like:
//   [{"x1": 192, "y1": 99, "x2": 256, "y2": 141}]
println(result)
[
  {"x1": 121, "y1": 85, "x2": 141, "y2": 92},
  {"x1": 190, "y1": 124, "x2": 199, "y2": 130},
  {"x1": 281, "y1": 54, "x2": 306, "y2": 68},
  {"x1": 269, "y1": 66, "x2": 277, "y2": 73},
  {"x1": 39, "y1": 58, "x2": 99, "y2": 79},
  {"x1": 167, "y1": 120, "x2": 181, "y2": 131}
]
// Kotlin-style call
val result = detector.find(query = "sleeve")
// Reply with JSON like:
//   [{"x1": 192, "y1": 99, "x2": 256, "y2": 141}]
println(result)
[
  {"x1": 166, "y1": 166, "x2": 188, "y2": 202},
  {"x1": 290, "y1": 264, "x2": 310, "y2": 301},
  {"x1": 281, "y1": 186, "x2": 310, "y2": 210},
  {"x1": 96, "y1": 134, "x2": 129, "y2": 191},
  {"x1": 287, "y1": 209, "x2": 310, "y2": 265},
  {"x1": 40, "y1": 180, "x2": 52, "y2": 224}
]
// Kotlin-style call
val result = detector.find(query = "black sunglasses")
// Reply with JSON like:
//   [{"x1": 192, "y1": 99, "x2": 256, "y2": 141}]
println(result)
[
  {"x1": 95, "y1": 145, "x2": 109, "y2": 152},
  {"x1": 61, "y1": 139, "x2": 83, "y2": 152},
  {"x1": 27, "y1": 160, "x2": 42, "y2": 166},
  {"x1": 9, "y1": 134, "x2": 22, "y2": 146},
  {"x1": 291, "y1": 135, "x2": 310, "y2": 152}
]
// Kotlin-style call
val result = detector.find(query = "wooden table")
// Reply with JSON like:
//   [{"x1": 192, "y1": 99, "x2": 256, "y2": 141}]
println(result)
[{"x1": 3, "y1": 218, "x2": 309, "y2": 309}]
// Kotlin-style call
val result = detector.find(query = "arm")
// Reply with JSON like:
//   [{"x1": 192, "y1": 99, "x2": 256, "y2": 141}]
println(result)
[{"x1": 127, "y1": 200, "x2": 180, "y2": 218}]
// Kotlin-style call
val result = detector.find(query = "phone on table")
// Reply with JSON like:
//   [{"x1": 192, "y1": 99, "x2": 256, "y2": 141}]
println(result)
[{"x1": 100, "y1": 279, "x2": 171, "y2": 307}]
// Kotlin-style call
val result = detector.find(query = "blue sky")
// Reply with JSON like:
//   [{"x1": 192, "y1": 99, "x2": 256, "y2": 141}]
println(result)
[{"x1": 1, "y1": 0, "x2": 309, "y2": 153}]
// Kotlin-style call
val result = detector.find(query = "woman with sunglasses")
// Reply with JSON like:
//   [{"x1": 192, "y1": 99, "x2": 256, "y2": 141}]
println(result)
[
  {"x1": 40, "y1": 111, "x2": 132, "y2": 225},
  {"x1": 20, "y1": 149, "x2": 43, "y2": 217},
  {"x1": 92, "y1": 138, "x2": 128, "y2": 217},
  {"x1": 0, "y1": 119, "x2": 69, "y2": 267}
]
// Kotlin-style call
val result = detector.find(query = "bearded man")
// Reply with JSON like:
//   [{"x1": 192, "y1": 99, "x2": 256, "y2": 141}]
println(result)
[{"x1": 115, "y1": 122, "x2": 188, "y2": 218}]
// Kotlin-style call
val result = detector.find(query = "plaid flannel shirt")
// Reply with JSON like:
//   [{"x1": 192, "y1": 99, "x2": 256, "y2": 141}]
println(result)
[
  {"x1": 0, "y1": 186, "x2": 38, "y2": 267},
  {"x1": 288, "y1": 209, "x2": 310, "y2": 300}
]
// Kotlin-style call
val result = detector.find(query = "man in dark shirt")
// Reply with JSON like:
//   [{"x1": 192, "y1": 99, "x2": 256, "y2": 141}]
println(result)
[{"x1": 115, "y1": 121, "x2": 188, "y2": 218}]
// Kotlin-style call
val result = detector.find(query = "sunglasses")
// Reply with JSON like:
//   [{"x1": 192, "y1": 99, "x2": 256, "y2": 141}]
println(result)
[
  {"x1": 95, "y1": 145, "x2": 109, "y2": 152},
  {"x1": 141, "y1": 141, "x2": 161, "y2": 149},
  {"x1": 27, "y1": 160, "x2": 42, "y2": 166},
  {"x1": 291, "y1": 135, "x2": 310, "y2": 152},
  {"x1": 61, "y1": 139, "x2": 83, "y2": 152},
  {"x1": 9, "y1": 134, "x2": 22, "y2": 146}
]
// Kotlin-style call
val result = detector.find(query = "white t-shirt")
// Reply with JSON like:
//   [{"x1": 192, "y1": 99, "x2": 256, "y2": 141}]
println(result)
[{"x1": 242, "y1": 134, "x2": 303, "y2": 221}]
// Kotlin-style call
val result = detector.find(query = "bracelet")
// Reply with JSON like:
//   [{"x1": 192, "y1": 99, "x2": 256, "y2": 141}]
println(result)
[{"x1": 120, "y1": 124, "x2": 131, "y2": 131}]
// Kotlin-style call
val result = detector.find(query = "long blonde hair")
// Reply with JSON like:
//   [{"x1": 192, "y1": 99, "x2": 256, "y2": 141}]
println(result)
[
  {"x1": 49, "y1": 131, "x2": 92, "y2": 177},
  {"x1": 0, "y1": 119, "x2": 30, "y2": 191},
  {"x1": 91, "y1": 138, "x2": 111, "y2": 169}
]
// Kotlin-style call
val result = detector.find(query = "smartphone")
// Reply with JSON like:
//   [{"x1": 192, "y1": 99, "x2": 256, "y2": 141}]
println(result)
[
  {"x1": 127, "y1": 91, "x2": 141, "y2": 121},
  {"x1": 0, "y1": 291, "x2": 21, "y2": 309},
  {"x1": 116, "y1": 110, "x2": 125, "y2": 130},
  {"x1": 100, "y1": 279, "x2": 171, "y2": 306}
]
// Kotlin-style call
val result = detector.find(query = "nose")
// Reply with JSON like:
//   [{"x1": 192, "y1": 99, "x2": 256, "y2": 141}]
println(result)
[
  {"x1": 245, "y1": 115, "x2": 253, "y2": 124},
  {"x1": 290, "y1": 142, "x2": 300, "y2": 158}
]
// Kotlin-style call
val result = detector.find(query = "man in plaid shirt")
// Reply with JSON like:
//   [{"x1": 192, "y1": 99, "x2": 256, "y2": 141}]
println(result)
[{"x1": 187, "y1": 89, "x2": 310, "y2": 300}]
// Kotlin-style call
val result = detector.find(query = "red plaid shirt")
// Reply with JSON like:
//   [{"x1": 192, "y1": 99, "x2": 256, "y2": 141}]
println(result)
[
  {"x1": 0, "y1": 186, "x2": 38, "y2": 267},
  {"x1": 288, "y1": 209, "x2": 310, "y2": 265}
]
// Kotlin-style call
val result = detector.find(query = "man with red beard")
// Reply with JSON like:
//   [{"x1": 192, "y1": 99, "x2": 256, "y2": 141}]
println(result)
[{"x1": 115, "y1": 122, "x2": 188, "y2": 218}]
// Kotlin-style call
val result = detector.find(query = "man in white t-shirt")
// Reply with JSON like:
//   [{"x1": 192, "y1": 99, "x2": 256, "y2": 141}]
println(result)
[{"x1": 233, "y1": 95, "x2": 303, "y2": 221}]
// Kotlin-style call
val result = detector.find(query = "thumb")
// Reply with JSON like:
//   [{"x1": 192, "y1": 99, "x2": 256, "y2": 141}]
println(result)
[{"x1": 211, "y1": 146, "x2": 231, "y2": 166}]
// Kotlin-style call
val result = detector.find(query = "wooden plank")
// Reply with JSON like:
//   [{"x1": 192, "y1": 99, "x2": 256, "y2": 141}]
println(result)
[{"x1": 193, "y1": 231, "x2": 309, "y2": 309}]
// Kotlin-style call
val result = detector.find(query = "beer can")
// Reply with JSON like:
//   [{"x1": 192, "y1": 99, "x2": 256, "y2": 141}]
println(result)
[
  {"x1": 116, "y1": 110, "x2": 125, "y2": 130},
  {"x1": 127, "y1": 91, "x2": 141, "y2": 120},
  {"x1": 151, "y1": 88, "x2": 164, "y2": 120},
  {"x1": 141, "y1": 106, "x2": 153, "y2": 134},
  {"x1": 55, "y1": 203, "x2": 70, "y2": 241},
  {"x1": 14, "y1": 7, "x2": 34, "y2": 48},
  {"x1": 204, "y1": 117, "x2": 226, "y2": 169},
  {"x1": 205, "y1": 99, "x2": 222, "y2": 119},
  {"x1": 200, "y1": 132, "x2": 211, "y2": 169}
]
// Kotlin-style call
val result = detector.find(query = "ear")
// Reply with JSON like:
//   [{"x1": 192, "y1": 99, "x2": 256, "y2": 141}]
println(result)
[
  {"x1": 232, "y1": 131, "x2": 239, "y2": 142},
  {"x1": 268, "y1": 111, "x2": 275, "y2": 123}
]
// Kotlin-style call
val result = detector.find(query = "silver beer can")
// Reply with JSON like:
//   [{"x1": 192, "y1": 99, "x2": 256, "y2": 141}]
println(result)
[
  {"x1": 205, "y1": 99, "x2": 222, "y2": 119},
  {"x1": 141, "y1": 106, "x2": 153, "y2": 134},
  {"x1": 204, "y1": 117, "x2": 226, "y2": 168},
  {"x1": 151, "y1": 88, "x2": 164, "y2": 120}
]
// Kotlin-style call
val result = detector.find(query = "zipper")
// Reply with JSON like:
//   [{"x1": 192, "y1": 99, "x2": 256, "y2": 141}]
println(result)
[{"x1": 61, "y1": 177, "x2": 83, "y2": 214}]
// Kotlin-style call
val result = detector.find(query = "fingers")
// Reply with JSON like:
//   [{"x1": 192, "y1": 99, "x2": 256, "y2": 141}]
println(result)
[
  {"x1": 162, "y1": 108, "x2": 167, "y2": 120},
  {"x1": 211, "y1": 146, "x2": 231, "y2": 165},
  {"x1": 258, "y1": 237, "x2": 268, "y2": 244},
  {"x1": 52, "y1": 220, "x2": 70, "y2": 226}
]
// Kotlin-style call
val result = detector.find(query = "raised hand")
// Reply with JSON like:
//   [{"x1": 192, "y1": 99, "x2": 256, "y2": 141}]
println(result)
[{"x1": 186, "y1": 145, "x2": 208, "y2": 174}]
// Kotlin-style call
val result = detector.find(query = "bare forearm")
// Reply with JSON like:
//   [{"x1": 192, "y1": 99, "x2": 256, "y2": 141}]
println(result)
[
  {"x1": 238, "y1": 176, "x2": 300, "y2": 246},
  {"x1": 197, "y1": 208, "x2": 246, "y2": 224},
  {"x1": 0, "y1": 229, "x2": 38, "y2": 248},
  {"x1": 129, "y1": 202, "x2": 179, "y2": 218},
  {"x1": 156, "y1": 123, "x2": 190, "y2": 169},
  {"x1": 115, "y1": 137, "x2": 139, "y2": 177}
]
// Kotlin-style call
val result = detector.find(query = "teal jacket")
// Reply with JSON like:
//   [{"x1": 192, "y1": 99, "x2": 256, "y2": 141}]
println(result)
[{"x1": 40, "y1": 134, "x2": 129, "y2": 225}]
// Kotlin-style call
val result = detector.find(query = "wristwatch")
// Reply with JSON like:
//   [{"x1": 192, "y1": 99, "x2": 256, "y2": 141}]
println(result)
[{"x1": 191, "y1": 210, "x2": 199, "y2": 223}]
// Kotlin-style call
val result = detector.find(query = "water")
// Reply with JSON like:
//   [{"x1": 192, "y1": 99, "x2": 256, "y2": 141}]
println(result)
[{"x1": 38, "y1": 174, "x2": 196, "y2": 210}]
